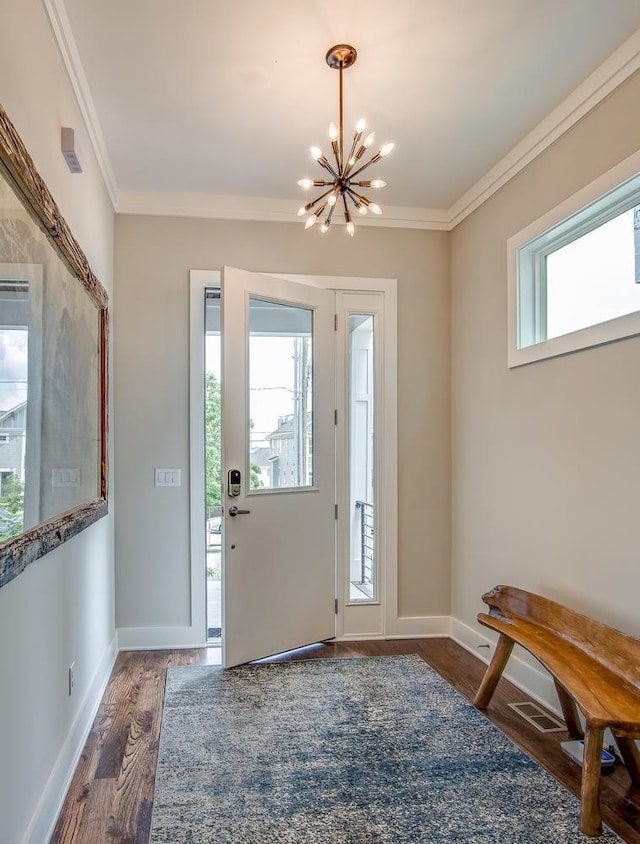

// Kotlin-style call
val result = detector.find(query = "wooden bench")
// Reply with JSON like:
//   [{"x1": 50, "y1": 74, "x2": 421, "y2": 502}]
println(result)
[{"x1": 473, "y1": 585, "x2": 640, "y2": 838}]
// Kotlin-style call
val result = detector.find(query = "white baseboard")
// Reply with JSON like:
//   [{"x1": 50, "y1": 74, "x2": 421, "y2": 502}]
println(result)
[
  {"x1": 335, "y1": 632, "x2": 387, "y2": 642},
  {"x1": 117, "y1": 624, "x2": 206, "y2": 650},
  {"x1": 385, "y1": 614, "x2": 451, "y2": 639},
  {"x1": 450, "y1": 617, "x2": 561, "y2": 717},
  {"x1": 23, "y1": 632, "x2": 118, "y2": 844}
]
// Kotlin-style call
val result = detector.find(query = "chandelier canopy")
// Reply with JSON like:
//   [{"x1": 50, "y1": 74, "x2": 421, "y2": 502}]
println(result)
[{"x1": 297, "y1": 44, "x2": 394, "y2": 235}]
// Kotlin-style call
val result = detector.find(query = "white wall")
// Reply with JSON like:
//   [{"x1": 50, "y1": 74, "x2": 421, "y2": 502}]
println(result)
[
  {"x1": 113, "y1": 218, "x2": 450, "y2": 636},
  {"x1": 0, "y1": 2, "x2": 115, "y2": 842},
  {"x1": 450, "y1": 71, "x2": 640, "y2": 667}
]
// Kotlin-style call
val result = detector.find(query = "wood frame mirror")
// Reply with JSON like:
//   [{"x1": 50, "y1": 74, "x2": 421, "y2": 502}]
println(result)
[{"x1": 0, "y1": 105, "x2": 108, "y2": 589}]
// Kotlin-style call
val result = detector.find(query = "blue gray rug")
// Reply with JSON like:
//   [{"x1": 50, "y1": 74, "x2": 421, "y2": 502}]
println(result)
[{"x1": 149, "y1": 655, "x2": 621, "y2": 843}]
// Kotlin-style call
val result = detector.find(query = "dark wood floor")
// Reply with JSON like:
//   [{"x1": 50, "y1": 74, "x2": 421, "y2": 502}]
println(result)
[{"x1": 51, "y1": 638, "x2": 640, "y2": 843}]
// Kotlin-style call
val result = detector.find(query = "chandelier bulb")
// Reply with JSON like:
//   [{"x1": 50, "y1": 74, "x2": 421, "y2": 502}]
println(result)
[
  {"x1": 321, "y1": 221, "x2": 330, "y2": 233},
  {"x1": 297, "y1": 205, "x2": 309, "y2": 217},
  {"x1": 358, "y1": 205, "x2": 368, "y2": 215},
  {"x1": 327, "y1": 193, "x2": 337, "y2": 207},
  {"x1": 364, "y1": 132, "x2": 376, "y2": 148},
  {"x1": 310, "y1": 146, "x2": 322, "y2": 161},
  {"x1": 329, "y1": 123, "x2": 338, "y2": 141},
  {"x1": 346, "y1": 221, "x2": 355, "y2": 237},
  {"x1": 370, "y1": 179, "x2": 387, "y2": 188},
  {"x1": 369, "y1": 203, "x2": 382, "y2": 215},
  {"x1": 380, "y1": 142, "x2": 394, "y2": 157},
  {"x1": 348, "y1": 157, "x2": 356, "y2": 167},
  {"x1": 297, "y1": 179, "x2": 314, "y2": 190},
  {"x1": 356, "y1": 117, "x2": 366, "y2": 133},
  {"x1": 305, "y1": 215, "x2": 317, "y2": 229}
]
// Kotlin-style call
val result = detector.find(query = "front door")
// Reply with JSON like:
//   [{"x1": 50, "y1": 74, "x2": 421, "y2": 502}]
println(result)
[{"x1": 221, "y1": 267, "x2": 336, "y2": 667}]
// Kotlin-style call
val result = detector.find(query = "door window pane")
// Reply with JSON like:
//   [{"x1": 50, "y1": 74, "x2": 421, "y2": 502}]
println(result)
[
  {"x1": 348, "y1": 314, "x2": 376, "y2": 602},
  {"x1": 249, "y1": 298, "x2": 313, "y2": 490}
]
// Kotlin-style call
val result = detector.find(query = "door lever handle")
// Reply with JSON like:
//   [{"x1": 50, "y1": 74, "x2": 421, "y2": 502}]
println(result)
[{"x1": 228, "y1": 505, "x2": 251, "y2": 517}]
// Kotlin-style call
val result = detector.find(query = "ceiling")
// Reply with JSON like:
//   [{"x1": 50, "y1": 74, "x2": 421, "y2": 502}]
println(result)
[{"x1": 58, "y1": 0, "x2": 640, "y2": 227}]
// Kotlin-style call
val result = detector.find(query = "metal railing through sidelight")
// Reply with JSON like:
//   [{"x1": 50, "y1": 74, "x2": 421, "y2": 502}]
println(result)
[{"x1": 355, "y1": 500, "x2": 375, "y2": 593}]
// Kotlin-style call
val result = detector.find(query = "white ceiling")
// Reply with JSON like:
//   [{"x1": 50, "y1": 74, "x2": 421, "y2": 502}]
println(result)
[{"x1": 59, "y1": 0, "x2": 640, "y2": 226}]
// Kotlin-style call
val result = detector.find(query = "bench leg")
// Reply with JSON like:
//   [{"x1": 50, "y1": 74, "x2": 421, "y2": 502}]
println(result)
[
  {"x1": 580, "y1": 725, "x2": 604, "y2": 838},
  {"x1": 612, "y1": 733, "x2": 640, "y2": 789},
  {"x1": 473, "y1": 634, "x2": 514, "y2": 709},
  {"x1": 553, "y1": 679, "x2": 584, "y2": 739}
]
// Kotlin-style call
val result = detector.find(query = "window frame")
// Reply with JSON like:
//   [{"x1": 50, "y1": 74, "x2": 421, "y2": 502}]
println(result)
[{"x1": 508, "y1": 149, "x2": 640, "y2": 368}]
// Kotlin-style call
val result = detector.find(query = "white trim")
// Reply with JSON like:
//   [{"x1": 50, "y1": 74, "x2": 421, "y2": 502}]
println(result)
[
  {"x1": 44, "y1": 14, "x2": 640, "y2": 229},
  {"x1": 335, "y1": 295, "x2": 384, "y2": 637},
  {"x1": 335, "y1": 633, "x2": 387, "y2": 642},
  {"x1": 189, "y1": 270, "x2": 220, "y2": 647},
  {"x1": 448, "y1": 28, "x2": 640, "y2": 228},
  {"x1": 188, "y1": 270, "x2": 399, "y2": 655},
  {"x1": 117, "y1": 625, "x2": 207, "y2": 650},
  {"x1": 42, "y1": 0, "x2": 119, "y2": 208},
  {"x1": 23, "y1": 633, "x2": 118, "y2": 844},
  {"x1": 117, "y1": 191, "x2": 448, "y2": 230},
  {"x1": 508, "y1": 148, "x2": 640, "y2": 367},
  {"x1": 275, "y1": 275, "x2": 398, "y2": 642},
  {"x1": 385, "y1": 615, "x2": 451, "y2": 639},
  {"x1": 450, "y1": 618, "x2": 561, "y2": 718}
]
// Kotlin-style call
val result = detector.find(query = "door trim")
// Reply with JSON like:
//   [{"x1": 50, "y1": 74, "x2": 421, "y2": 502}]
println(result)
[
  {"x1": 189, "y1": 269, "x2": 220, "y2": 645},
  {"x1": 189, "y1": 269, "x2": 398, "y2": 647},
  {"x1": 274, "y1": 275, "x2": 397, "y2": 641}
]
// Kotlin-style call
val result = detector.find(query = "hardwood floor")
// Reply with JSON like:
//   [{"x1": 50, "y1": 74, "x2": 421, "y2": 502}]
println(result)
[{"x1": 51, "y1": 639, "x2": 640, "y2": 843}]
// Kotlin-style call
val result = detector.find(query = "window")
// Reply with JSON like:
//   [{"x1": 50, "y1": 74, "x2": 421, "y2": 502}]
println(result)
[
  {"x1": 248, "y1": 298, "x2": 314, "y2": 491},
  {"x1": 508, "y1": 151, "x2": 640, "y2": 367},
  {"x1": 348, "y1": 314, "x2": 377, "y2": 602}
]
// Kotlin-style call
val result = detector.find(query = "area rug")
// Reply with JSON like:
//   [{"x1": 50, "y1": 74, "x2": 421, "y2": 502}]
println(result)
[{"x1": 149, "y1": 655, "x2": 621, "y2": 843}]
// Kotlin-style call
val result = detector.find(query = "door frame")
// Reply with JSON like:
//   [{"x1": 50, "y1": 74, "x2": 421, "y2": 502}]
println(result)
[{"x1": 189, "y1": 269, "x2": 397, "y2": 647}]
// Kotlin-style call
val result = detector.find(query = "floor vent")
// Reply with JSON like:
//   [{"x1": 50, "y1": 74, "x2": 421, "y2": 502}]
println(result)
[{"x1": 508, "y1": 701, "x2": 566, "y2": 733}]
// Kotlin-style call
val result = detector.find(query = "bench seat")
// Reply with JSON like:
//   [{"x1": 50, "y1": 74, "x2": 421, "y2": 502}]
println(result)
[{"x1": 473, "y1": 585, "x2": 640, "y2": 838}]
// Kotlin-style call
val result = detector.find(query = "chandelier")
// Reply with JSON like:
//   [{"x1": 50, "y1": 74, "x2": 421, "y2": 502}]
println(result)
[{"x1": 297, "y1": 44, "x2": 394, "y2": 235}]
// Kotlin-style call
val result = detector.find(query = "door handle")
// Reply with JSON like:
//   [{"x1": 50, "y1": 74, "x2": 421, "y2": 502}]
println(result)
[{"x1": 228, "y1": 505, "x2": 251, "y2": 517}]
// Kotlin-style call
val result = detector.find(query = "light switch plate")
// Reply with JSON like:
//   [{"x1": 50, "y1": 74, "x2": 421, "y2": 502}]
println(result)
[{"x1": 155, "y1": 468, "x2": 181, "y2": 487}]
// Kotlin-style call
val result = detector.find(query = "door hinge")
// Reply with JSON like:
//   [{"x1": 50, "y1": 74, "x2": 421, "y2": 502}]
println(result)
[
  {"x1": 334, "y1": 408, "x2": 338, "y2": 425},
  {"x1": 334, "y1": 313, "x2": 338, "y2": 331},
  {"x1": 335, "y1": 598, "x2": 338, "y2": 614},
  {"x1": 334, "y1": 503, "x2": 338, "y2": 520}
]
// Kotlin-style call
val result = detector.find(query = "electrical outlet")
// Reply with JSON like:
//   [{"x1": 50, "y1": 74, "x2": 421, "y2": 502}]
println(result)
[{"x1": 68, "y1": 662, "x2": 75, "y2": 696}]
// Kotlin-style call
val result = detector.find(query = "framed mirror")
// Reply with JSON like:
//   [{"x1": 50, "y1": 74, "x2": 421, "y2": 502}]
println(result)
[{"x1": 0, "y1": 105, "x2": 108, "y2": 589}]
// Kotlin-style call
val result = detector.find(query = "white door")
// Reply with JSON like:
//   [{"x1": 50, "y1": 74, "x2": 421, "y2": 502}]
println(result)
[{"x1": 222, "y1": 267, "x2": 336, "y2": 667}]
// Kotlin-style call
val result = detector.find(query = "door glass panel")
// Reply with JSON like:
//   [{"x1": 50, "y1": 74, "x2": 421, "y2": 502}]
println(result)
[
  {"x1": 205, "y1": 289, "x2": 222, "y2": 644},
  {"x1": 348, "y1": 314, "x2": 376, "y2": 602},
  {"x1": 248, "y1": 298, "x2": 313, "y2": 490}
]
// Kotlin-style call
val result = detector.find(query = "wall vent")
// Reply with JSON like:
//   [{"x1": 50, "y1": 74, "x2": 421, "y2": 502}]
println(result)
[{"x1": 508, "y1": 701, "x2": 566, "y2": 733}]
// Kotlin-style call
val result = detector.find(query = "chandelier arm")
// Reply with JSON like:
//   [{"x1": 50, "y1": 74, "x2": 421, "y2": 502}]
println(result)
[
  {"x1": 318, "y1": 158, "x2": 340, "y2": 180},
  {"x1": 344, "y1": 131, "x2": 362, "y2": 177},
  {"x1": 348, "y1": 153, "x2": 383, "y2": 181},
  {"x1": 347, "y1": 187, "x2": 368, "y2": 207},
  {"x1": 331, "y1": 142, "x2": 342, "y2": 175},
  {"x1": 308, "y1": 187, "x2": 337, "y2": 211}
]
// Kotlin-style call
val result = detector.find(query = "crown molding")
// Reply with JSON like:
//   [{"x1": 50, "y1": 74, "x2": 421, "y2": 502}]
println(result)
[
  {"x1": 45, "y1": 3, "x2": 640, "y2": 232},
  {"x1": 116, "y1": 190, "x2": 450, "y2": 230},
  {"x1": 448, "y1": 27, "x2": 640, "y2": 229},
  {"x1": 42, "y1": 0, "x2": 119, "y2": 208}
]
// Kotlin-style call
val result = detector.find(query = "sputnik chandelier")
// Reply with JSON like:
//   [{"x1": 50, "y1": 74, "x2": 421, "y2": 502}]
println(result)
[{"x1": 297, "y1": 44, "x2": 394, "y2": 235}]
